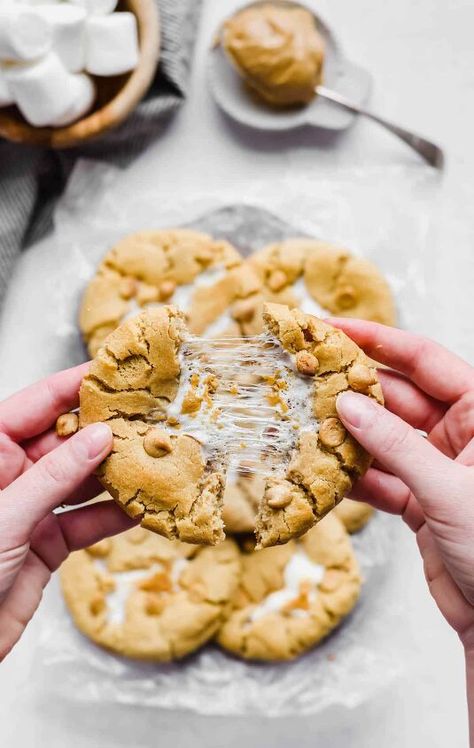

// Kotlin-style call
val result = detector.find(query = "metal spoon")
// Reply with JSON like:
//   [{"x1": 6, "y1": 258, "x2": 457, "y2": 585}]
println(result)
[{"x1": 316, "y1": 84, "x2": 444, "y2": 169}]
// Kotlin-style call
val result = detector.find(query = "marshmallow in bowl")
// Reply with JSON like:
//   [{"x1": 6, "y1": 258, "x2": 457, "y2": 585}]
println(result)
[
  {"x1": 85, "y1": 12, "x2": 139, "y2": 76},
  {"x1": 4, "y1": 52, "x2": 91, "y2": 127},
  {"x1": 0, "y1": 6, "x2": 52, "y2": 62},
  {"x1": 52, "y1": 71, "x2": 96, "y2": 126},
  {"x1": 35, "y1": 4, "x2": 87, "y2": 73},
  {"x1": 0, "y1": 1, "x2": 141, "y2": 128},
  {"x1": 70, "y1": 0, "x2": 118, "y2": 14}
]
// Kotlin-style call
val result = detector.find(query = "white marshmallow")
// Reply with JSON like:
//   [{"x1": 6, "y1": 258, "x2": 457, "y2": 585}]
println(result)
[
  {"x1": 0, "y1": 6, "x2": 52, "y2": 62},
  {"x1": 5, "y1": 52, "x2": 83, "y2": 127},
  {"x1": 52, "y1": 72, "x2": 95, "y2": 126},
  {"x1": 35, "y1": 4, "x2": 87, "y2": 73},
  {"x1": 70, "y1": 0, "x2": 118, "y2": 14},
  {"x1": 0, "y1": 69, "x2": 14, "y2": 106},
  {"x1": 85, "y1": 12, "x2": 139, "y2": 76}
]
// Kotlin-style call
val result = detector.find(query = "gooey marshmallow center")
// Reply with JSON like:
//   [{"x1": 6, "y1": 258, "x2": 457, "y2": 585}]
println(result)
[{"x1": 249, "y1": 547, "x2": 325, "y2": 622}]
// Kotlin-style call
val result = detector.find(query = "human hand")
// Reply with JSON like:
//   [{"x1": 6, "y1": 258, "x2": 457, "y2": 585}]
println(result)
[
  {"x1": 0, "y1": 363, "x2": 136, "y2": 660},
  {"x1": 330, "y1": 319, "x2": 474, "y2": 649}
]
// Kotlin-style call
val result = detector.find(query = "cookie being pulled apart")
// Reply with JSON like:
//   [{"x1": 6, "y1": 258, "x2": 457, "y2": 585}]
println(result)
[
  {"x1": 79, "y1": 303, "x2": 382, "y2": 548},
  {"x1": 221, "y1": 2, "x2": 325, "y2": 107}
]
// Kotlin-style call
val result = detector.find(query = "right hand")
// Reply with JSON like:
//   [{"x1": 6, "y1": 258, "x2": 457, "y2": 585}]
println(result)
[{"x1": 329, "y1": 319, "x2": 474, "y2": 648}]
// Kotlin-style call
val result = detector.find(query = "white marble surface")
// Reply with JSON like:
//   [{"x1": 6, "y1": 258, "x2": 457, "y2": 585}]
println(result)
[{"x1": 1, "y1": 0, "x2": 473, "y2": 745}]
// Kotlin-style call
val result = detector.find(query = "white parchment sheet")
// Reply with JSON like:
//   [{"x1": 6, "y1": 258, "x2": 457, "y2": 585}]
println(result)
[{"x1": 23, "y1": 160, "x2": 438, "y2": 715}]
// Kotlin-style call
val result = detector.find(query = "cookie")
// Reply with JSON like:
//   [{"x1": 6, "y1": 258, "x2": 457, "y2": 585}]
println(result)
[
  {"x1": 220, "y1": 3, "x2": 325, "y2": 107},
  {"x1": 223, "y1": 239, "x2": 396, "y2": 338},
  {"x1": 224, "y1": 488, "x2": 375, "y2": 536},
  {"x1": 217, "y1": 512, "x2": 360, "y2": 661},
  {"x1": 79, "y1": 303, "x2": 382, "y2": 548},
  {"x1": 334, "y1": 498, "x2": 374, "y2": 533},
  {"x1": 79, "y1": 229, "x2": 242, "y2": 356},
  {"x1": 60, "y1": 524, "x2": 241, "y2": 661}
]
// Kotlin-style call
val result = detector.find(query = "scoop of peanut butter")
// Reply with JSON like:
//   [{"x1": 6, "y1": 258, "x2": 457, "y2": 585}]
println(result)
[{"x1": 221, "y1": 3, "x2": 324, "y2": 107}]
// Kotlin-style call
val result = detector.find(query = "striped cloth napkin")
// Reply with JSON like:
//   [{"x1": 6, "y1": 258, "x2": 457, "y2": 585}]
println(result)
[{"x1": 0, "y1": 0, "x2": 202, "y2": 302}]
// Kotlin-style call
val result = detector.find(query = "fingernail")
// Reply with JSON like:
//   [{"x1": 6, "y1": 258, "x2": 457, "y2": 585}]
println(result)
[
  {"x1": 82, "y1": 423, "x2": 112, "y2": 459},
  {"x1": 336, "y1": 392, "x2": 376, "y2": 429}
]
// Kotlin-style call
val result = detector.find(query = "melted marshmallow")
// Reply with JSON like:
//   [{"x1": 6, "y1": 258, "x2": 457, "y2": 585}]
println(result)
[
  {"x1": 171, "y1": 266, "x2": 228, "y2": 314},
  {"x1": 292, "y1": 276, "x2": 326, "y2": 318},
  {"x1": 249, "y1": 547, "x2": 324, "y2": 622},
  {"x1": 121, "y1": 266, "x2": 228, "y2": 327},
  {"x1": 163, "y1": 334, "x2": 316, "y2": 475},
  {"x1": 95, "y1": 558, "x2": 189, "y2": 625}
]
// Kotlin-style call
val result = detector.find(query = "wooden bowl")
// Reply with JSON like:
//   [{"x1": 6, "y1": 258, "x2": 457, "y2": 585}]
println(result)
[{"x1": 0, "y1": 0, "x2": 160, "y2": 149}]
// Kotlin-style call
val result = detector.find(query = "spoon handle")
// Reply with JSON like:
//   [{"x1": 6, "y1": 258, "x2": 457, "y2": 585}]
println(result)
[{"x1": 316, "y1": 84, "x2": 444, "y2": 169}]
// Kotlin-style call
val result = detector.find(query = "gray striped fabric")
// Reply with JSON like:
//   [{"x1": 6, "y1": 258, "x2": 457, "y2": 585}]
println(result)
[{"x1": 0, "y1": 0, "x2": 202, "y2": 302}]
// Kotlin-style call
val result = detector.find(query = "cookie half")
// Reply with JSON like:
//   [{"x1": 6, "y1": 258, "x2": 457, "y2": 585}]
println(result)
[
  {"x1": 217, "y1": 512, "x2": 361, "y2": 661},
  {"x1": 79, "y1": 229, "x2": 243, "y2": 356},
  {"x1": 79, "y1": 303, "x2": 382, "y2": 547},
  {"x1": 60, "y1": 524, "x2": 241, "y2": 661}
]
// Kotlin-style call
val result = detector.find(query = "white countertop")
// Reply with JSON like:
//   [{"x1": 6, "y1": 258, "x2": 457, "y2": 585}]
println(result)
[{"x1": 1, "y1": 0, "x2": 473, "y2": 745}]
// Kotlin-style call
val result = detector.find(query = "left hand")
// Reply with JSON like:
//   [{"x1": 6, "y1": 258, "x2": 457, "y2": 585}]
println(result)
[{"x1": 0, "y1": 363, "x2": 136, "y2": 660}]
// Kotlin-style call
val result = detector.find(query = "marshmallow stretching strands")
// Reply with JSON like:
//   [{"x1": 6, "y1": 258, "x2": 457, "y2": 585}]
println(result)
[
  {"x1": 86, "y1": 12, "x2": 139, "y2": 76},
  {"x1": 36, "y1": 4, "x2": 87, "y2": 73},
  {"x1": 0, "y1": 6, "x2": 52, "y2": 62},
  {"x1": 5, "y1": 52, "x2": 93, "y2": 127},
  {"x1": 70, "y1": 0, "x2": 118, "y2": 14}
]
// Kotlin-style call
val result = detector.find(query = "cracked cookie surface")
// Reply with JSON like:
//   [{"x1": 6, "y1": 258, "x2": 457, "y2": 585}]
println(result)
[
  {"x1": 79, "y1": 229, "x2": 242, "y2": 356},
  {"x1": 79, "y1": 306, "x2": 228, "y2": 545},
  {"x1": 60, "y1": 523, "x2": 241, "y2": 661},
  {"x1": 217, "y1": 513, "x2": 360, "y2": 661}
]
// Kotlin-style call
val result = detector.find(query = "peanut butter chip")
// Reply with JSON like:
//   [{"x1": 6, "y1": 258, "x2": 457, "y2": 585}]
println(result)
[
  {"x1": 335, "y1": 285, "x2": 356, "y2": 309},
  {"x1": 119, "y1": 277, "x2": 137, "y2": 300},
  {"x1": 56, "y1": 412, "x2": 79, "y2": 437},
  {"x1": 232, "y1": 298, "x2": 256, "y2": 322},
  {"x1": 89, "y1": 595, "x2": 105, "y2": 616},
  {"x1": 266, "y1": 485, "x2": 292, "y2": 509},
  {"x1": 319, "y1": 417, "x2": 346, "y2": 448},
  {"x1": 347, "y1": 364, "x2": 378, "y2": 393},
  {"x1": 267, "y1": 269, "x2": 287, "y2": 292},
  {"x1": 144, "y1": 429, "x2": 173, "y2": 458},
  {"x1": 295, "y1": 350, "x2": 319, "y2": 376},
  {"x1": 159, "y1": 280, "x2": 176, "y2": 301},
  {"x1": 145, "y1": 595, "x2": 167, "y2": 616}
]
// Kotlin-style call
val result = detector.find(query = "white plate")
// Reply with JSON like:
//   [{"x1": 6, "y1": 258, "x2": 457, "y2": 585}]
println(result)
[{"x1": 207, "y1": 0, "x2": 372, "y2": 132}]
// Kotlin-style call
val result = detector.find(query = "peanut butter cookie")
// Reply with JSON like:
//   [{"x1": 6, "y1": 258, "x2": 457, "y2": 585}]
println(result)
[
  {"x1": 227, "y1": 239, "x2": 396, "y2": 337},
  {"x1": 79, "y1": 303, "x2": 382, "y2": 547},
  {"x1": 217, "y1": 512, "x2": 360, "y2": 660},
  {"x1": 335, "y1": 498, "x2": 374, "y2": 533},
  {"x1": 60, "y1": 524, "x2": 241, "y2": 661},
  {"x1": 79, "y1": 229, "x2": 242, "y2": 356}
]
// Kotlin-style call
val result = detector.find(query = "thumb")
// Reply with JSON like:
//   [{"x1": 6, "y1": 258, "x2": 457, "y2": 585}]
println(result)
[
  {"x1": 0, "y1": 423, "x2": 112, "y2": 549},
  {"x1": 336, "y1": 391, "x2": 469, "y2": 517}
]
